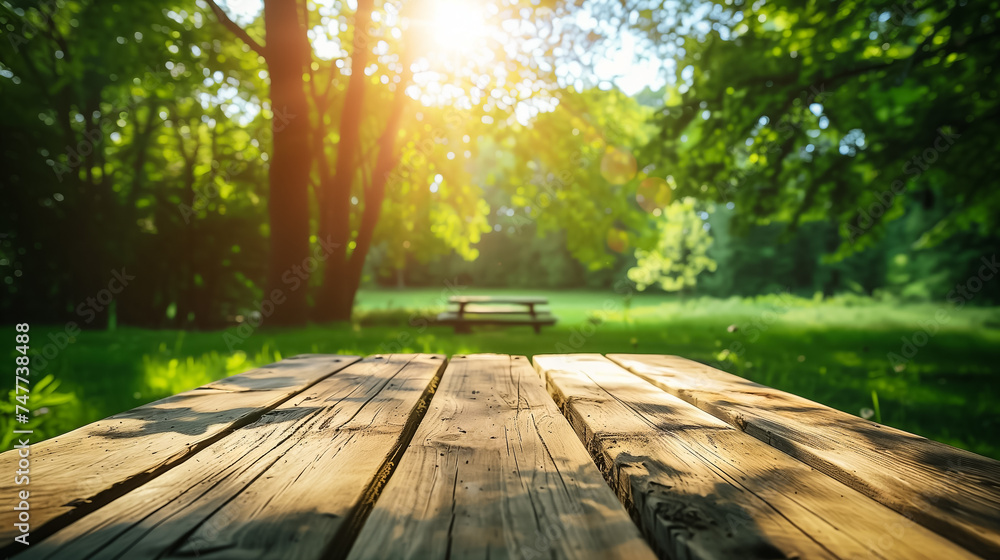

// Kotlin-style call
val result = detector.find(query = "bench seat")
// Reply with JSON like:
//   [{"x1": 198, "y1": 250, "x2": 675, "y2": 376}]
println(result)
[
  {"x1": 452, "y1": 304, "x2": 551, "y2": 314},
  {"x1": 436, "y1": 310, "x2": 557, "y2": 333}
]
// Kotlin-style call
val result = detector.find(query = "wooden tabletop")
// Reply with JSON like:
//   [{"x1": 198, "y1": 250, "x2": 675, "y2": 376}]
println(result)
[
  {"x1": 449, "y1": 295, "x2": 549, "y2": 304},
  {"x1": 2, "y1": 353, "x2": 997, "y2": 559}
]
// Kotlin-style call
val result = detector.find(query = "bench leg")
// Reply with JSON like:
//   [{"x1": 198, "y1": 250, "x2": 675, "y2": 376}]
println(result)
[
  {"x1": 456, "y1": 324, "x2": 471, "y2": 335},
  {"x1": 533, "y1": 324, "x2": 541, "y2": 334}
]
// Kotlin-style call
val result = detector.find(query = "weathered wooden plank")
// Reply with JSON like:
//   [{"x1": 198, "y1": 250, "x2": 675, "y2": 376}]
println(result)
[
  {"x1": 608, "y1": 353, "x2": 1000, "y2": 557},
  {"x1": 449, "y1": 296, "x2": 548, "y2": 304},
  {"x1": 535, "y1": 354, "x2": 978, "y2": 560},
  {"x1": 436, "y1": 312, "x2": 556, "y2": 325},
  {"x1": 347, "y1": 354, "x2": 655, "y2": 560},
  {"x1": 456, "y1": 304, "x2": 551, "y2": 314},
  {"x1": 0, "y1": 353, "x2": 358, "y2": 548},
  {"x1": 16, "y1": 354, "x2": 444, "y2": 560}
]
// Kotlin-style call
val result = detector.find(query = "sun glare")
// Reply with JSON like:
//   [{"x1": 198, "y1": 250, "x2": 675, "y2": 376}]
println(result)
[{"x1": 420, "y1": 0, "x2": 490, "y2": 54}]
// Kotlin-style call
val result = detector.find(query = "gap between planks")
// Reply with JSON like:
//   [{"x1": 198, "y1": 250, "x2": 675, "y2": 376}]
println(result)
[
  {"x1": 16, "y1": 354, "x2": 445, "y2": 560},
  {"x1": 534, "y1": 354, "x2": 979, "y2": 560},
  {"x1": 348, "y1": 353, "x2": 656, "y2": 560},
  {"x1": 0, "y1": 354, "x2": 359, "y2": 556},
  {"x1": 607, "y1": 353, "x2": 1000, "y2": 558}
]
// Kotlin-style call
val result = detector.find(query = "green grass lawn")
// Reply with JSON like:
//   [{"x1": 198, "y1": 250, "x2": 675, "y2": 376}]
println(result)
[{"x1": 11, "y1": 289, "x2": 1000, "y2": 459}]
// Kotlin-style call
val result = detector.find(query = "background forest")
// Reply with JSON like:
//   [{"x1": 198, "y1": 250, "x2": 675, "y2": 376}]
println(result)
[{"x1": 1, "y1": 0, "x2": 999, "y2": 457}]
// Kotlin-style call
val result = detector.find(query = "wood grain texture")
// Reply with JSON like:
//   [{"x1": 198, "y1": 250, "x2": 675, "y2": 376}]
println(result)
[
  {"x1": 0, "y1": 354, "x2": 358, "y2": 548},
  {"x1": 457, "y1": 305, "x2": 548, "y2": 314},
  {"x1": 449, "y1": 296, "x2": 548, "y2": 304},
  {"x1": 16, "y1": 354, "x2": 443, "y2": 560},
  {"x1": 535, "y1": 354, "x2": 978, "y2": 560},
  {"x1": 608, "y1": 353, "x2": 1000, "y2": 558},
  {"x1": 347, "y1": 354, "x2": 655, "y2": 560}
]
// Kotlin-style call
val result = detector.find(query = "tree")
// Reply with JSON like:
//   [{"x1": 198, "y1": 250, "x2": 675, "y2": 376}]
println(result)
[
  {"x1": 206, "y1": 0, "x2": 555, "y2": 322},
  {"x1": 632, "y1": 0, "x2": 1000, "y2": 260},
  {"x1": 1, "y1": 0, "x2": 278, "y2": 328},
  {"x1": 627, "y1": 197, "x2": 716, "y2": 291},
  {"x1": 501, "y1": 87, "x2": 659, "y2": 270},
  {"x1": 4, "y1": 0, "x2": 603, "y2": 326},
  {"x1": 206, "y1": 0, "x2": 312, "y2": 325},
  {"x1": 0, "y1": 0, "x2": 204, "y2": 326}
]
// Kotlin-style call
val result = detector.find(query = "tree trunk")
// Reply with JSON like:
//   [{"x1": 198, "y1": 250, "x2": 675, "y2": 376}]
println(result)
[
  {"x1": 314, "y1": 0, "x2": 375, "y2": 322},
  {"x1": 315, "y1": 28, "x2": 411, "y2": 322},
  {"x1": 173, "y1": 118, "x2": 200, "y2": 327},
  {"x1": 262, "y1": 0, "x2": 312, "y2": 325},
  {"x1": 822, "y1": 219, "x2": 843, "y2": 297}
]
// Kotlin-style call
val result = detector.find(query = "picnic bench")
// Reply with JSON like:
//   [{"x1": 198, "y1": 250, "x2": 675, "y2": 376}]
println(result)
[
  {"x1": 3, "y1": 353, "x2": 999, "y2": 559},
  {"x1": 436, "y1": 295, "x2": 557, "y2": 333}
]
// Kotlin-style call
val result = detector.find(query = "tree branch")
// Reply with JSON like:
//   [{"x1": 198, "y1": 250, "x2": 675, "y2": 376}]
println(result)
[
  {"x1": 205, "y1": 0, "x2": 267, "y2": 60},
  {"x1": 321, "y1": 0, "x2": 375, "y2": 257},
  {"x1": 349, "y1": 69, "x2": 411, "y2": 272}
]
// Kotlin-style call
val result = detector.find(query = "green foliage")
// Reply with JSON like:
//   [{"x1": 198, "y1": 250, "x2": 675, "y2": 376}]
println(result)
[
  {"x1": 374, "y1": 105, "x2": 493, "y2": 268},
  {"x1": 23, "y1": 292, "x2": 1000, "y2": 459},
  {"x1": 633, "y1": 0, "x2": 1000, "y2": 258},
  {"x1": 3, "y1": 0, "x2": 998, "y2": 329},
  {"x1": 0, "y1": 375, "x2": 79, "y2": 448},
  {"x1": 0, "y1": 0, "x2": 640, "y2": 324},
  {"x1": 0, "y1": 0, "x2": 273, "y2": 327},
  {"x1": 139, "y1": 344, "x2": 284, "y2": 398},
  {"x1": 501, "y1": 88, "x2": 658, "y2": 270},
  {"x1": 628, "y1": 197, "x2": 717, "y2": 291}
]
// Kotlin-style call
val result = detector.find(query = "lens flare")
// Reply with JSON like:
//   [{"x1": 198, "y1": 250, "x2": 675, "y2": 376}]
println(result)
[
  {"x1": 606, "y1": 228, "x2": 629, "y2": 253},
  {"x1": 636, "y1": 177, "x2": 672, "y2": 213},
  {"x1": 600, "y1": 147, "x2": 637, "y2": 184}
]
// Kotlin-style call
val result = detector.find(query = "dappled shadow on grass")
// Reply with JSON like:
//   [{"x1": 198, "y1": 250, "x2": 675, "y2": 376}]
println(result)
[
  {"x1": 666, "y1": 322, "x2": 999, "y2": 458},
  {"x1": 139, "y1": 347, "x2": 279, "y2": 398},
  {"x1": 25, "y1": 297, "x2": 1000, "y2": 459},
  {"x1": 353, "y1": 307, "x2": 441, "y2": 327}
]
